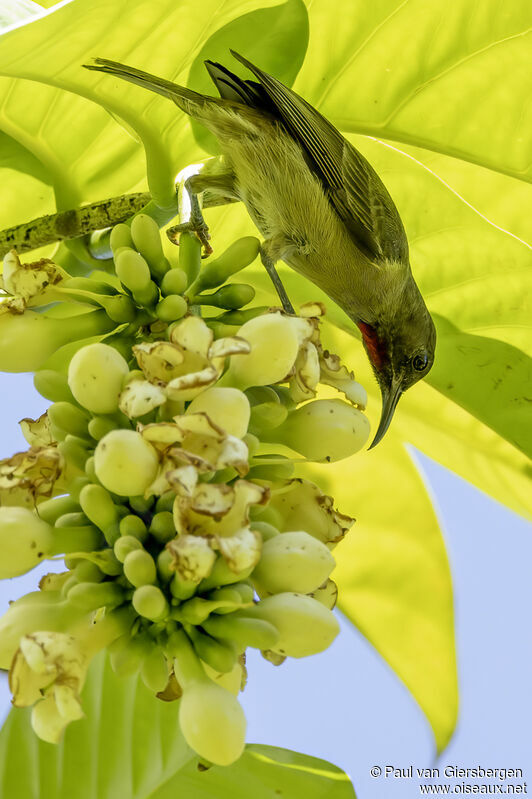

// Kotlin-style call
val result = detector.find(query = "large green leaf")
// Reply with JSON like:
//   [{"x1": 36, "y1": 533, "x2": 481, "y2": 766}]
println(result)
[
  {"x1": 151, "y1": 745, "x2": 356, "y2": 799},
  {"x1": 0, "y1": 654, "x2": 356, "y2": 798},
  {"x1": 0, "y1": 0, "x2": 308, "y2": 216},
  {"x1": 295, "y1": 0, "x2": 532, "y2": 181},
  {"x1": 0, "y1": 0, "x2": 530, "y2": 758}
]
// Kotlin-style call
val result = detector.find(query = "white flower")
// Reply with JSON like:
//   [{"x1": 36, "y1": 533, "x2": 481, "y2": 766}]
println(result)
[{"x1": 9, "y1": 632, "x2": 88, "y2": 743}]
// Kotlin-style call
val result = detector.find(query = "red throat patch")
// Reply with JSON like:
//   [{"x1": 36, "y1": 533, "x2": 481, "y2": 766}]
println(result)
[{"x1": 357, "y1": 322, "x2": 387, "y2": 369}]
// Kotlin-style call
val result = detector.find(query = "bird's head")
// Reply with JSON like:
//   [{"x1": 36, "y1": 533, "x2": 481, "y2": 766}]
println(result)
[{"x1": 357, "y1": 292, "x2": 436, "y2": 448}]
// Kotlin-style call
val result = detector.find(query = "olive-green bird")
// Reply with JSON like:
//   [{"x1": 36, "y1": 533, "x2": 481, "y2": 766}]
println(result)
[{"x1": 84, "y1": 51, "x2": 436, "y2": 447}]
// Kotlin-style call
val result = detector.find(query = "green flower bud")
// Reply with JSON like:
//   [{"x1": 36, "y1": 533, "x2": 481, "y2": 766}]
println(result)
[
  {"x1": 68, "y1": 343, "x2": 129, "y2": 414},
  {"x1": 155, "y1": 294, "x2": 188, "y2": 322},
  {"x1": 154, "y1": 490, "x2": 175, "y2": 514},
  {"x1": 84, "y1": 456, "x2": 98, "y2": 483},
  {"x1": 179, "y1": 678, "x2": 246, "y2": 765},
  {"x1": 54, "y1": 512, "x2": 89, "y2": 528},
  {"x1": 193, "y1": 284, "x2": 255, "y2": 310},
  {"x1": 129, "y1": 495, "x2": 155, "y2": 514},
  {"x1": 132, "y1": 280, "x2": 159, "y2": 307},
  {"x1": 79, "y1": 483, "x2": 118, "y2": 532},
  {"x1": 214, "y1": 306, "x2": 270, "y2": 327},
  {"x1": 36, "y1": 495, "x2": 80, "y2": 525},
  {"x1": 252, "y1": 531, "x2": 335, "y2": 595},
  {"x1": 0, "y1": 309, "x2": 114, "y2": 373},
  {"x1": 250, "y1": 521, "x2": 280, "y2": 542},
  {"x1": 149, "y1": 511, "x2": 175, "y2": 543},
  {"x1": 104, "y1": 294, "x2": 137, "y2": 323},
  {"x1": 114, "y1": 535, "x2": 143, "y2": 563},
  {"x1": 188, "y1": 627, "x2": 237, "y2": 674},
  {"x1": 186, "y1": 387, "x2": 250, "y2": 439},
  {"x1": 72, "y1": 549, "x2": 121, "y2": 576},
  {"x1": 33, "y1": 370, "x2": 75, "y2": 403},
  {"x1": 109, "y1": 633, "x2": 146, "y2": 676},
  {"x1": 115, "y1": 248, "x2": 151, "y2": 293},
  {"x1": 169, "y1": 573, "x2": 198, "y2": 600},
  {"x1": 156, "y1": 549, "x2": 174, "y2": 582},
  {"x1": 178, "y1": 232, "x2": 201, "y2": 284},
  {"x1": 67, "y1": 581, "x2": 124, "y2": 611},
  {"x1": 161, "y1": 268, "x2": 188, "y2": 297},
  {"x1": 132, "y1": 585, "x2": 168, "y2": 621},
  {"x1": 198, "y1": 555, "x2": 254, "y2": 593},
  {"x1": 57, "y1": 434, "x2": 90, "y2": 471},
  {"x1": 73, "y1": 561, "x2": 104, "y2": 583},
  {"x1": 223, "y1": 314, "x2": 300, "y2": 390},
  {"x1": 243, "y1": 593, "x2": 339, "y2": 657},
  {"x1": 202, "y1": 614, "x2": 279, "y2": 651},
  {"x1": 262, "y1": 399, "x2": 370, "y2": 462},
  {"x1": 119, "y1": 514, "x2": 148, "y2": 541},
  {"x1": 243, "y1": 433, "x2": 260, "y2": 457},
  {"x1": 87, "y1": 415, "x2": 116, "y2": 441},
  {"x1": 140, "y1": 645, "x2": 169, "y2": 692},
  {"x1": 131, "y1": 214, "x2": 170, "y2": 279},
  {"x1": 169, "y1": 630, "x2": 246, "y2": 766},
  {"x1": 94, "y1": 430, "x2": 159, "y2": 496},
  {"x1": 110, "y1": 222, "x2": 133, "y2": 252},
  {"x1": 248, "y1": 400, "x2": 288, "y2": 433},
  {"x1": 61, "y1": 575, "x2": 79, "y2": 598},
  {"x1": 247, "y1": 460, "x2": 295, "y2": 481},
  {"x1": 123, "y1": 549, "x2": 156, "y2": 587},
  {"x1": 0, "y1": 507, "x2": 53, "y2": 578},
  {"x1": 189, "y1": 237, "x2": 259, "y2": 293},
  {"x1": 226, "y1": 582, "x2": 255, "y2": 605}
]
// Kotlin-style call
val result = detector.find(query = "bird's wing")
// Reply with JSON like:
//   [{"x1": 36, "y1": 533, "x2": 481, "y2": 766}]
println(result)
[{"x1": 230, "y1": 51, "x2": 409, "y2": 265}]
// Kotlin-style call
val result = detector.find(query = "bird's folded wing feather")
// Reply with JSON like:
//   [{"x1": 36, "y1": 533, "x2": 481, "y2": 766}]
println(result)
[{"x1": 230, "y1": 50, "x2": 409, "y2": 265}]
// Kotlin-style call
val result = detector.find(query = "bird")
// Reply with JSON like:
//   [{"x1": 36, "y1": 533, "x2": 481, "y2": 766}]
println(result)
[{"x1": 83, "y1": 51, "x2": 436, "y2": 448}]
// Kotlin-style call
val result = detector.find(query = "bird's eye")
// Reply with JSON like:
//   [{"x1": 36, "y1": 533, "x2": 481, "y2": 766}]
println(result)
[{"x1": 412, "y1": 353, "x2": 429, "y2": 372}]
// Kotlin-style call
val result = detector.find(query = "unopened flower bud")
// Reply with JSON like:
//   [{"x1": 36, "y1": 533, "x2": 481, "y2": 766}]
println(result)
[
  {"x1": 94, "y1": 429, "x2": 159, "y2": 496},
  {"x1": 224, "y1": 314, "x2": 302, "y2": 389},
  {"x1": 186, "y1": 387, "x2": 250, "y2": 439},
  {"x1": 267, "y1": 398, "x2": 370, "y2": 461},
  {"x1": 123, "y1": 549, "x2": 156, "y2": 587},
  {"x1": 132, "y1": 585, "x2": 168, "y2": 621},
  {"x1": 243, "y1": 592, "x2": 339, "y2": 657},
  {"x1": 67, "y1": 343, "x2": 129, "y2": 414},
  {"x1": 252, "y1": 531, "x2": 335, "y2": 594},
  {"x1": 0, "y1": 507, "x2": 53, "y2": 578}
]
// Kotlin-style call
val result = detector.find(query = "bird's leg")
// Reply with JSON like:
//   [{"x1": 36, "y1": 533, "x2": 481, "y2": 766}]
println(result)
[
  {"x1": 167, "y1": 173, "x2": 237, "y2": 257},
  {"x1": 260, "y1": 243, "x2": 295, "y2": 314}
]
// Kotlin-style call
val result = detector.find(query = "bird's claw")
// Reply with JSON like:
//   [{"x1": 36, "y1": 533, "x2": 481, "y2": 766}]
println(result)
[{"x1": 166, "y1": 221, "x2": 213, "y2": 258}]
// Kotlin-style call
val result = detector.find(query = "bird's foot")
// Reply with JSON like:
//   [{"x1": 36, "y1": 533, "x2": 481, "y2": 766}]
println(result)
[
  {"x1": 166, "y1": 217, "x2": 213, "y2": 258},
  {"x1": 167, "y1": 182, "x2": 213, "y2": 257}
]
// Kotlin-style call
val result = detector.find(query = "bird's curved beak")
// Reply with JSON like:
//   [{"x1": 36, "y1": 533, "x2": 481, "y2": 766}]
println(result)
[{"x1": 368, "y1": 377, "x2": 403, "y2": 449}]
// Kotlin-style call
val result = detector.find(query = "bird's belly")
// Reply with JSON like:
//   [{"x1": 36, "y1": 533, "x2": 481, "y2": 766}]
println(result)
[{"x1": 217, "y1": 123, "x2": 375, "y2": 320}]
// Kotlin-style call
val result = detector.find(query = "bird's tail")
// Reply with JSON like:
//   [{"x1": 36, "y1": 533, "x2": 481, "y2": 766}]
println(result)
[{"x1": 82, "y1": 58, "x2": 213, "y2": 116}]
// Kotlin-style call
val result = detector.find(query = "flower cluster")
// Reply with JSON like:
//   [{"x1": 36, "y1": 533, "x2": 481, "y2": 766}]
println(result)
[{"x1": 0, "y1": 216, "x2": 368, "y2": 765}]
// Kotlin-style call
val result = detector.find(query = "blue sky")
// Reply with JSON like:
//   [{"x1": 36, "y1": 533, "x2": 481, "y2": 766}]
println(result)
[{"x1": 0, "y1": 372, "x2": 531, "y2": 798}]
